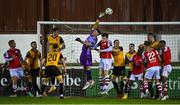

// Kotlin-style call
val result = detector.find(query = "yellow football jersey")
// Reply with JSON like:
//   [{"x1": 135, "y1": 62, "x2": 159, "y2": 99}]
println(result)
[
  {"x1": 46, "y1": 51, "x2": 63, "y2": 67},
  {"x1": 125, "y1": 51, "x2": 136, "y2": 71},
  {"x1": 48, "y1": 34, "x2": 61, "y2": 51},
  {"x1": 112, "y1": 48, "x2": 125, "y2": 67},
  {"x1": 151, "y1": 40, "x2": 159, "y2": 50},
  {"x1": 26, "y1": 49, "x2": 41, "y2": 69}
]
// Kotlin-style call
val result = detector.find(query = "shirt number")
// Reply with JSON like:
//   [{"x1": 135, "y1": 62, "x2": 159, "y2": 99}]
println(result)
[
  {"x1": 147, "y1": 52, "x2": 156, "y2": 62},
  {"x1": 48, "y1": 54, "x2": 57, "y2": 61}
]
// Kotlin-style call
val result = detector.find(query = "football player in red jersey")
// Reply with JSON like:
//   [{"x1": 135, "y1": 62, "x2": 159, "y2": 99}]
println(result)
[
  {"x1": 147, "y1": 33, "x2": 160, "y2": 99},
  {"x1": 159, "y1": 40, "x2": 172, "y2": 100},
  {"x1": 3, "y1": 40, "x2": 24, "y2": 97},
  {"x1": 128, "y1": 45, "x2": 144, "y2": 98},
  {"x1": 142, "y1": 41, "x2": 162, "y2": 99},
  {"x1": 94, "y1": 33, "x2": 112, "y2": 95}
]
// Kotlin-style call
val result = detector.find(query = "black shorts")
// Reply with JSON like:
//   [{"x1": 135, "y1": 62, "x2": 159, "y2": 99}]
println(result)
[
  {"x1": 112, "y1": 66, "x2": 125, "y2": 76},
  {"x1": 29, "y1": 68, "x2": 40, "y2": 77},
  {"x1": 45, "y1": 66, "x2": 61, "y2": 78},
  {"x1": 127, "y1": 70, "x2": 131, "y2": 78}
]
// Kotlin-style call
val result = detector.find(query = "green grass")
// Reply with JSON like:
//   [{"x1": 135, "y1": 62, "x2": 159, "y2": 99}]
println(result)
[{"x1": 0, "y1": 96, "x2": 180, "y2": 104}]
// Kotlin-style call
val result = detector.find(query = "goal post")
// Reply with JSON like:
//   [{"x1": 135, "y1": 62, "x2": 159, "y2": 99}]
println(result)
[{"x1": 37, "y1": 21, "x2": 180, "y2": 98}]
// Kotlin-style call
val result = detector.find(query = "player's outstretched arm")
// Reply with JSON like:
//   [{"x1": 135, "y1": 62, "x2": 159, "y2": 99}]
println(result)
[
  {"x1": 99, "y1": 40, "x2": 113, "y2": 52},
  {"x1": 3, "y1": 52, "x2": 13, "y2": 62},
  {"x1": 92, "y1": 19, "x2": 100, "y2": 30},
  {"x1": 92, "y1": 41, "x2": 100, "y2": 51},
  {"x1": 100, "y1": 46, "x2": 113, "y2": 52}
]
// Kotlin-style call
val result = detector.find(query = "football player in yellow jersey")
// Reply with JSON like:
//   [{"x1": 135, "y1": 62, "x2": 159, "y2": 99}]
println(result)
[
  {"x1": 123, "y1": 43, "x2": 136, "y2": 99},
  {"x1": 147, "y1": 33, "x2": 159, "y2": 50},
  {"x1": 47, "y1": 28, "x2": 65, "y2": 93},
  {"x1": 112, "y1": 40, "x2": 125, "y2": 98},
  {"x1": 47, "y1": 28, "x2": 65, "y2": 51},
  {"x1": 40, "y1": 44, "x2": 66, "y2": 99},
  {"x1": 25, "y1": 41, "x2": 41, "y2": 96}
]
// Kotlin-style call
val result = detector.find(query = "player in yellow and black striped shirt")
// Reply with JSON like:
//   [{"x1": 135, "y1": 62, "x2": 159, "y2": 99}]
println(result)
[
  {"x1": 25, "y1": 41, "x2": 41, "y2": 96},
  {"x1": 123, "y1": 43, "x2": 137, "y2": 99},
  {"x1": 40, "y1": 44, "x2": 66, "y2": 99},
  {"x1": 125, "y1": 43, "x2": 137, "y2": 78},
  {"x1": 147, "y1": 33, "x2": 159, "y2": 50},
  {"x1": 47, "y1": 28, "x2": 66, "y2": 93},
  {"x1": 112, "y1": 40, "x2": 125, "y2": 98},
  {"x1": 47, "y1": 28, "x2": 65, "y2": 52}
]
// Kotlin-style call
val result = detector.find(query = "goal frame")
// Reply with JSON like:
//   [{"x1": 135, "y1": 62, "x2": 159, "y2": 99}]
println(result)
[{"x1": 37, "y1": 21, "x2": 180, "y2": 51}]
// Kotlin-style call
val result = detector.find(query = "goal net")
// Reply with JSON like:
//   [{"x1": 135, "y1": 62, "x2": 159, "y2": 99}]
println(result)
[{"x1": 37, "y1": 21, "x2": 180, "y2": 98}]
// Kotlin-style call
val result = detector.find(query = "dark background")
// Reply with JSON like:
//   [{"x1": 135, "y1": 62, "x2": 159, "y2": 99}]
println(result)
[{"x1": 0, "y1": 0, "x2": 180, "y2": 33}]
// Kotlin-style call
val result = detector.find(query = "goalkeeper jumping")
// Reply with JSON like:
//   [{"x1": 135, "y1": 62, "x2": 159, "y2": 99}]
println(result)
[{"x1": 75, "y1": 13, "x2": 105, "y2": 90}]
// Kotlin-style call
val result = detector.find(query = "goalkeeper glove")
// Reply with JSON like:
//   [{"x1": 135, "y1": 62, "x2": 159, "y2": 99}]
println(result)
[
  {"x1": 98, "y1": 12, "x2": 105, "y2": 19},
  {"x1": 75, "y1": 37, "x2": 82, "y2": 43}
]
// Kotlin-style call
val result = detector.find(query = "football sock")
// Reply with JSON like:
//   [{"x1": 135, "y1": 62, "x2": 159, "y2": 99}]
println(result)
[
  {"x1": 85, "y1": 70, "x2": 92, "y2": 81},
  {"x1": 112, "y1": 81, "x2": 120, "y2": 94}
]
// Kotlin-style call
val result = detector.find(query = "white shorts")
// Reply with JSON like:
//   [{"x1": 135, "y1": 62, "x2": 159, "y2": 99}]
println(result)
[
  {"x1": 9, "y1": 67, "x2": 24, "y2": 78},
  {"x1": 130, "y1": 73, "x2": 143, "y2": 81},
  {"x1": 162, "y1": 65, "x2": 172, "y2": 78},
  {"x1": 99, "y1": 58, "x2": 112, "y2": 71},
  {"x1": 145, "y1": 66, "x2": 160, "y2": 80}
]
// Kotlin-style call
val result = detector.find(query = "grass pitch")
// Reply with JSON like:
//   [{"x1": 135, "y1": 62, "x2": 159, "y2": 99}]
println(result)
[{"x1": 0, "y1": 96, "x2": 180, "y2": 104}]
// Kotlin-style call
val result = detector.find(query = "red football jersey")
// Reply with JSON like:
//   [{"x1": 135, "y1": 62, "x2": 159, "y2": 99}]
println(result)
[
  {"x1": 143, "y1": 49, "x2": 160, "y2": 69},
  {"x1": 99, "y1": 40, "x2": 112, "y2": 58},
  {"x1": 131, "y1": 54, "x2": 144, "y2": 75},
  {"x1": 162, "y1": 46, "x2": 171, "y2": 66},
  {"x1": 4, "y1": 48, "x2": 22, "y2": 69}
]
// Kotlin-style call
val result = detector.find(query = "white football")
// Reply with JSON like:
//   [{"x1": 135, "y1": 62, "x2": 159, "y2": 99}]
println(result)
[{"x1": 105, "y1": 8, "x2": 113, "y2": 15}]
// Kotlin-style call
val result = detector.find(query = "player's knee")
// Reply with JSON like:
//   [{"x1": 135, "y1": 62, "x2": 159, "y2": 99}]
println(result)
[
  {"x1": 12, "y1": 76, "x2": 19, "y2": 83},
  {"x1": 104, "y1": 75, "x2": 110, "y2": 79},
  {"x1": 98, "y1": 72, "x2": 103, "y2": 77},
  {"x1": 162, "y1": 75, "x2": 167, "y2": 80},
  {"x1": 42, "y1": 78, "x2": 49, "y2": 85},
  {"x1": 56, "y1": 75, "x2": 63, "y2": 83},
  {"x1": 119, "y1": 76, "x2": 124, "y2": 81},
  {"x1": 111, "y1": 75, "x2": 117, "y2": 82},
  {"x1": 25, "y1": 76, "x2": 32, "y2": 83},
  {"x1": 144, "y1": 78, "x2": 150, "y2": 82}
]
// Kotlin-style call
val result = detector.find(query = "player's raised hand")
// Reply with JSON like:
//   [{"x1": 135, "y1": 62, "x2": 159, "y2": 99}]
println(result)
[
  {"x1": 98, "y1": 12, "x2": 105, "y2": 19},
  {"x1": 75, "y1": 37, "x2": 82, "y2": 43}
]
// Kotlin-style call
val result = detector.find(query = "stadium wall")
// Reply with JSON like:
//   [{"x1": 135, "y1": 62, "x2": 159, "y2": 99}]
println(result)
[{"x1": 0, "y1": 0, "x2": 180, "y2": 33}]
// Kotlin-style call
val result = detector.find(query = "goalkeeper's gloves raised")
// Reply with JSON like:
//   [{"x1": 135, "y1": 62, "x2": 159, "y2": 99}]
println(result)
[
  {"x1": 75, "y1": 37, "x2": 82, "y2": 43},
  {"x1": 98, "y1": 12, "x2": 105, "y2": 19}
]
